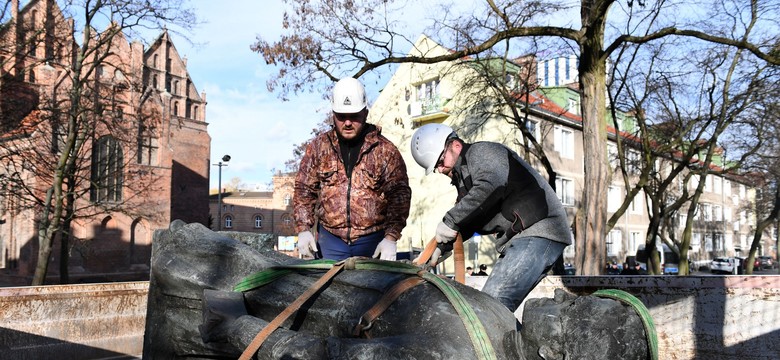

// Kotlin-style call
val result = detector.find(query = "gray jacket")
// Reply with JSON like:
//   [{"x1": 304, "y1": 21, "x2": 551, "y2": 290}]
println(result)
[{"x1": 443, "y1": 141, "x2": 572, "y2": 251}]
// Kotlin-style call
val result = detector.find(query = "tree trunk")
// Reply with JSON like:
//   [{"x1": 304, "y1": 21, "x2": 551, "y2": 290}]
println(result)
[{"x1": 575, "y1": 7, "x2": 611, "y2": 275}]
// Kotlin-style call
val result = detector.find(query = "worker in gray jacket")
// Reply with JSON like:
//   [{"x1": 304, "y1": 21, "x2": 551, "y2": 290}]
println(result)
[{"x1": 410, "y1": 123, "x2": 572, "y2": 313}]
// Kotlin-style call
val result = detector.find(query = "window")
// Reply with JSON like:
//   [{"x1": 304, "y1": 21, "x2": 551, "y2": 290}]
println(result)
[
  {"x1": 525, "y1": 119, "x2": 540, "y2": 140},
  {"x1": 607, "y1": 186, "x2": 621, "y2": 212},
  {"x1": 724, "y1": 179, "x2": 731, "y2": 196},
  {"x1": 224, "y1": 215, "x2": 233, "y2": 229},
  {"x1": 724, "y1": 207, "x2": 732, "y2": 222},
  {"x1": 713, "y1": 205, "x2": 722, "y2": 221},
  {"x1": 153, "y1": 54, "x2": 158, "y2": 68},
  {"x1": 230, "y1": 205, "x2": 234, "y2": 212},
  {"x1": 625, "y1": 149, "x2": 641, "y2": 174},
  {"x1": 691, "y1": 232, "x2": 701, "y2": 251},
  {"x1": 739, "y1": 185, "x2": 746, "y2": 199},
  {"x1": 505, "y1": 73, "x2": 516, "y2": 89},
  {"x1": 284, "y1": 194, "x2": 292, "y2": 206},
  {"x1": 567, "y1": 98, "x2": 579, "y2": 115},
  {"x1": 704, "y1": 234, "x2": 713, "y2": 251},
  {"x1": 193, "y1": 106, "x2": 199, "y2": 120},
  {"x1": 679, "y1": 213, "x2": 688, "y2": 226},
  {"x1": 702, "y1": 204, "x2": 712, "y2": 221},
  {"x1": 554, "y1": 126, "x2": 574, "y2": 159},
  {"x1": 607, "y1": 144, "x2": 618, "y2": 168},
  {"x1": 714, "y1": 233, "x2": 724, "y2": 251},
  {"x1": 137, "y1": 124, "x2": 158, "y2": 165},
  {"x1": 713, "y1": 177, "x2": 722, "y2": 194},
  {"x1": 90, "y1": 136, "x2": 124, "y2": 203},
  {"x1": 629, "y1": 232, "x2": 641, "y2": 254},
  {"x1": 416, "y1": 78, "x2": 440, "y2": 101},
  {"x1": 172, "y1": 102, "x2": 178, "y2": 116},
  {"x1": 555, "y1": 177, "x2": 575, "y2": 206},
  {"x1": 629, "y1": 192, "x2": 643, "y2": 214},
  {"x1": 704, "y1": 176, "x2": 712, "y2": 192},
  {"x1": 282, "y1": 214, "x2": 292, "y2": 226},
  {"x1": 254, "y1": 215, "x2": 262, "y2": 228},
  {"x1": 690, "y1": 175, "x2": 700, "y2": 190},
  {"x1": 607, "y1": 230, "x2": 621, "y2": 256}
]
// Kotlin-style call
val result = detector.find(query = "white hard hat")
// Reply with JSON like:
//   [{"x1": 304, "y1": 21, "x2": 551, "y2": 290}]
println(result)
[
  {"x1": 332, "y1": 77, "x2": 367, "y2": 113},
  {"x1": 411, "y1": 123, "x2": 457, "y2": 175}
]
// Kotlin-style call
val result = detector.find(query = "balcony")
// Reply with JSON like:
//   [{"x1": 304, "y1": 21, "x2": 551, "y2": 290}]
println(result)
[{"x1": 410, "y1": 96, "x2": 450, "y2": 127}]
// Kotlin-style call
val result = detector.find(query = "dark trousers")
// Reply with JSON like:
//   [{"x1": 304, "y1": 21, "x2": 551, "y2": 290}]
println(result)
[
  {"x1": 317, "y1": 224, "x2": 384, "y2": 260},
  {"x1": 482, "y1": 236, "x2": 566, "y2": 313}
]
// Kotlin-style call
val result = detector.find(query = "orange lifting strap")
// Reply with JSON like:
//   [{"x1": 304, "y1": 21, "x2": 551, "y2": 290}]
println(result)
[{"x1": 413, "y1": 234, "x2": 466, "y2": 284}]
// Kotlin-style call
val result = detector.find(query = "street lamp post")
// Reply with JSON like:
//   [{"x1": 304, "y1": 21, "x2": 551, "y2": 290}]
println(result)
[{"x1": 213, "y1": 154, "x2": 231, "y2": 231}]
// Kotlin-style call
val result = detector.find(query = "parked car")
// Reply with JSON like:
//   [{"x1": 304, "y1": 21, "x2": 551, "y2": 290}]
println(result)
[
  {"x1": 710, "y1": 257, "x2": 738, "y2": 274},
  {"x1": 758, "y1": 256, "x2": 776, "y2": 270},
  {"x1": 736, "y1": 256, "x2": 761, "y2": 271}
]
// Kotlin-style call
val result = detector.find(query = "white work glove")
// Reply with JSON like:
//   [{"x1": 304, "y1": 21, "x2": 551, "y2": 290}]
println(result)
[
  {"x1": 414, "y1": 247, "x2": 450, "y2": 267},
  {"x1": 435, "y1": 221, "x2": 458, "y2": 244},
  {"x1": 297, "y1": 231, "x2": 317, "y2": 259},
  {"x1": 372, "y1": 237, "x2": 397, "y2": 261}
]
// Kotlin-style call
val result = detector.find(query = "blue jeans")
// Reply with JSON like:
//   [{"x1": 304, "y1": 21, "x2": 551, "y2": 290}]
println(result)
[
  {"x1": 482, "y1": 236, "x2": 566, "y2": 312},
  {"x1": 317, "y1": 224, "x2": 384, "y2": 260}
]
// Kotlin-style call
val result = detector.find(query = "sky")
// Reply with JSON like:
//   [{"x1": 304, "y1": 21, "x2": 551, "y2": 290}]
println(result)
[
  {"x1": 167, "y1": 1, "x2": 331, "y2": 191},
  {"x1": 168, "y1": 0, "x2": 437, "y2": 191}
]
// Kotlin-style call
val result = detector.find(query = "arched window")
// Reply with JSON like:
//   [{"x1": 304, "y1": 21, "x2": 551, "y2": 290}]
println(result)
[
  {"x1": 28, "y1": 70, "x2": 35, "y2": 83},
  {"x1": 152, "y1": 75, "x2": 158, "y2": 89},
  {"x1": 172, "y1": 102, "x2": 178, "y2": 116},
  {"x1": 254, "y1": 215, "x2": 262, "y2": 228},
  {"x1": 153, "y1": 54, "x2": 158, "y2": 68},
  {"x1": 90, "y1": 136, "x2": 124, "y2": 203},
  {"x1": 193, "y1": 106, "x2": 199, "y2": 120},
  {"x1": 284, "y1": 194, "x2": 292, "y2": 206},
  {"x1": 282, "y1": 214, "x2": 292, "y2": 226},
  {"x1": 224, "y1": 215, "x2": 233, "y2": 229}
]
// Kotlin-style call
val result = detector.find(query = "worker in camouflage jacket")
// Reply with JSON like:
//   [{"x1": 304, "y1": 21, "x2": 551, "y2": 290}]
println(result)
[{"x1": 294, "y1": 78, "x2": 411, "y2": 261}]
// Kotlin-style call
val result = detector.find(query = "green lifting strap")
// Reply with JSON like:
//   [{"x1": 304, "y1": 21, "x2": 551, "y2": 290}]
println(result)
[
  {"x1": 593, "y1": 289, "x2": 659, "y2": 360},
  {"x1": 234, "y1": 258, "x2": 497, "y2": 360}
]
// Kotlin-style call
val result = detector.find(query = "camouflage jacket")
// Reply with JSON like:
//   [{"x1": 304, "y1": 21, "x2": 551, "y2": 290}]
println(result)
[{"x1": 293, "y1": 125, "x2": 411, "y2": 242}]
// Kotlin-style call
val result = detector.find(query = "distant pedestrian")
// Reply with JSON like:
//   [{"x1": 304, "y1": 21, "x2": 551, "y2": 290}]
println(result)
[
  {"x1": 474, "y1": 264, "x2": 489, "y2": 276},
  {"x1": 466, "y1": 267, "x2": 474, "y2": 276}
]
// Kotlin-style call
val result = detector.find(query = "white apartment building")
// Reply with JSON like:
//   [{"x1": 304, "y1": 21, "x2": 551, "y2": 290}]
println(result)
[{"x1": 369, "y1": 35, "x2": 773, "y2": 274}]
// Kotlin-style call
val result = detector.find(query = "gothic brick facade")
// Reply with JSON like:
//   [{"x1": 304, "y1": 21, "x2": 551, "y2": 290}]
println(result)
[{"x1": 0, "y1": 0, "x2": 210, "y2": 285}]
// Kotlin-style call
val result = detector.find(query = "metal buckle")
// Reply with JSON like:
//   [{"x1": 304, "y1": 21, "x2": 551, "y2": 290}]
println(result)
[{"x1": 356, "y1": 316, "x2": 374, "y2": 331}]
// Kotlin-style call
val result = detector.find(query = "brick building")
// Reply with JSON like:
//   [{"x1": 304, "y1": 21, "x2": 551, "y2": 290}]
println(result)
[
  {"x1": 0, "y1": 0, "x2": 210, "y2": 285},
  {"x1": 209, "y1": 173, "x2": 297, "y2": 252}
]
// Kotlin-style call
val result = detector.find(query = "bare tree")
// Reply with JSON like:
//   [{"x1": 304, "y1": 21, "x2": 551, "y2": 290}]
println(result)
[
  {"x1": 0, "y1": 0, "x2": 196, "y2": 285},
  {"x1": 605, "y1": 24, "x2": 777, "y2": 274},
  {"x1": 252, "y1": 0, "x2": 780, "y2": 274}
]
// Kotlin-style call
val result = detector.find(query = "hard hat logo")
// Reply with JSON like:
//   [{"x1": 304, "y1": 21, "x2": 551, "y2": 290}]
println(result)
[{"x1": 332, "y1": 77, "x2": 368, "y2": 113}]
